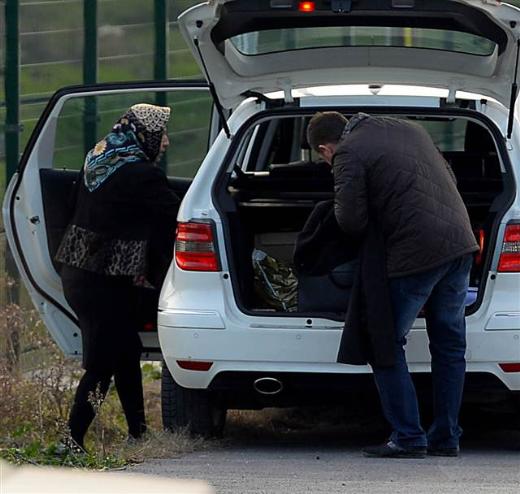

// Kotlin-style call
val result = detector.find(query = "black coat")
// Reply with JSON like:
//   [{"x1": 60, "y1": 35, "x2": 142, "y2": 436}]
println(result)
[
  {"x1": 337, "y1": 222, "x2": 395, "y2": 367},
  {"x1": 293, "y1": 201, "x2": 394, "y2": 366},
  {"x1": 62, "y1": 161, "x2": 180, "y2": 288},
  {"x1": 57, "y1": 161, "x2": 180, "y2": 371},
  {"x1": 293, "y1": 200, "x2": 358, "y2": 276},
  {"x1": 333, "y1": 115, "x2": 479, "y2": 277}
]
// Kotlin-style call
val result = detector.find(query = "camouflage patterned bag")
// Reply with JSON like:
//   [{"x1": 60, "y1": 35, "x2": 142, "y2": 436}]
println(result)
[{"x1": 252, "y1": 250, "x2": 298, "y2": 312}]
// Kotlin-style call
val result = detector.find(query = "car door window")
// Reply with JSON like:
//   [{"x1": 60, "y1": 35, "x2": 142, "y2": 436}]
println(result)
[{"x1": 52, "y1": 89, "x2": 212, "y2": 178}]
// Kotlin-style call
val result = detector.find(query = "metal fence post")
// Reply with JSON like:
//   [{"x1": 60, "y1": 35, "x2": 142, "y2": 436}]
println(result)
[
  {"x1": 154, "y1": 0, "x2": 169, "y2": 169},
  {"x1": 83, "y1": 0, "x2": 98, "y2": 155},
  {"x1": 4, "y1": 0, "x2": 20, "y2": 367},
  {"x1": 5, "y1": 0, "x2": 20, "y2": 184},
  {"x1": 154, "y1": 0, "x2": 169, "y2": 94}
]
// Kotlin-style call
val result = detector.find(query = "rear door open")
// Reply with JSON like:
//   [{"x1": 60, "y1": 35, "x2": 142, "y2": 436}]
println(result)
[
  {"x1": 2, "y1": 82, "x2": 212, "y2": 360},
  {"x1": 179, "y1": 0, "x2": 520, "y2": 117}
]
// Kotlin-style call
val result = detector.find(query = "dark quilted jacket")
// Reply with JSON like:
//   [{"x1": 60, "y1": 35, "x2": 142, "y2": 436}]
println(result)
[{"x1": 333, "y1": 114, "x2": 479, "y2": 278}]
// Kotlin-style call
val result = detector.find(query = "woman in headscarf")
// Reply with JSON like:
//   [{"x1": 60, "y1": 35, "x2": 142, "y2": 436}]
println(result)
[{"x1": 55, "y1": 103, "x2": 180, "y2": 451}]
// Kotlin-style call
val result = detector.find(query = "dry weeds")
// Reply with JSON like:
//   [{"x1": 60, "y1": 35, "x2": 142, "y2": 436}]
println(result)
[{"x1": 0, "y1": 279, "x2": 212, "y2": 467}]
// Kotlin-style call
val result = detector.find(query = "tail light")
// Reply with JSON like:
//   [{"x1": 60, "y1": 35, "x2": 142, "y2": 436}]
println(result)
[
  {"x1": 498, "y1": 224, "x2": 520, "y2": 272},
  {"x1": 175, "y1": 222, "x2": 220, "y2": 272}
]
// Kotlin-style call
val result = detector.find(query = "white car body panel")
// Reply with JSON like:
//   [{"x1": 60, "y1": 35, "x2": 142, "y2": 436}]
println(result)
[
  {"x1": 157, "y1": 88, "x2": 520, "y2": 393},
  {"x1": 3, "y1": 174, "x2": 80, "y2": 356}
]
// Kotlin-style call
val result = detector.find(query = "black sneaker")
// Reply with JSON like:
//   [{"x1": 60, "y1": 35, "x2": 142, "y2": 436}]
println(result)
[
  {"x1": 427, "y1": 446, "x2": 459, "y2": 457},
  {"x1": 363, "y1": 441, "x2": 426, "y2": 459}
]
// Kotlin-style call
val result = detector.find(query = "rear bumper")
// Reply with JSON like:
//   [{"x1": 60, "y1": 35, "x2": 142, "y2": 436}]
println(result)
[{"x1": 158, "y1": 318, "x2": 520, "y2": 392}]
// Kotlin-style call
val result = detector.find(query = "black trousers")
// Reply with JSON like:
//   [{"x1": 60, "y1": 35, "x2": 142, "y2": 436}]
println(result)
[
  {"x1": 68, "y1": 353, "x2": 145, "y2": 446},
  {"x1": 61, "y1": 266, "x2": 146, "y2": 447}
]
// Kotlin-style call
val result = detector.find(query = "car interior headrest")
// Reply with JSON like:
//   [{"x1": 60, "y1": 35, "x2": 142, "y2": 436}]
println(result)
[
  {"x1": 301, "y1": 117, "x2": 312, "y2": 151},
  {"x1": 464, "y1": 121, "x2": 496, "y2": 155}
]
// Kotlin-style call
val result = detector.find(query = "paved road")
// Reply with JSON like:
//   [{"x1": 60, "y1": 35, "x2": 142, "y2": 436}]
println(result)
[{"x1": 126, "y1": 408, "x2": 520, "y2": 494}]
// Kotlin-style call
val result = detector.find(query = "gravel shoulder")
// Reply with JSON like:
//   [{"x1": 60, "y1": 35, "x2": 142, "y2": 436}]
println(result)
[{"x1": 124, "y1": 409, "x2": 520, "y2": 494}]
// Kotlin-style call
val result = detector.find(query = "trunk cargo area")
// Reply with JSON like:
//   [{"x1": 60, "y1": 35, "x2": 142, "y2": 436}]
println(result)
[{"x1": 218, "y1": 112, "x2": 509, "y2": 317}]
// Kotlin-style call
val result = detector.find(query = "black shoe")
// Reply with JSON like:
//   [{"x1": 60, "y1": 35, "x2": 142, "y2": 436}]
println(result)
[
  {"x1": 427, "y1": 446, "x2": 459, "y2": 457},
  {"x1": 363, "y1": 441, "x2": 426, "y2": 459}
]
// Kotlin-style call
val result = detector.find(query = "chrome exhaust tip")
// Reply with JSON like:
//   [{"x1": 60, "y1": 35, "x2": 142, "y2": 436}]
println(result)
[{"x1": 253, "y1": 377, "x2": 283, "y2": 395}]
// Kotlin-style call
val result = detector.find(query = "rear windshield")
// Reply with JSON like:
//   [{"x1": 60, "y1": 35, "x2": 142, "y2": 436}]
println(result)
[
  {"x1": 236, "y1": 116, "x2": 477, "y2": 172},
  {"x1": 230, "y1": 27, "x2": 496, "y2": 56}
]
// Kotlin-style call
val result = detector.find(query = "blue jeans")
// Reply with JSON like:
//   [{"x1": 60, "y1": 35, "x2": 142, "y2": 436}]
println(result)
[{"x1": 372, "y1": 255, "x2": 472, "y2": 449}]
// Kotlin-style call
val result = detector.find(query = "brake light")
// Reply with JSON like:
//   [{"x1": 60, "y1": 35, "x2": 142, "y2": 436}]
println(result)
[
  {"x1": 498, "y1": 224, "x2": 520, "y2": 272},
  {"x1": 175, "y1": 222, "x2": 220, "y2": 272},
  {"x1": 298, "y1": 1, "x2": 315, "y2": 12},
  {"x1": 177, "y1": 360, "x2": 213, "y2": 372}
]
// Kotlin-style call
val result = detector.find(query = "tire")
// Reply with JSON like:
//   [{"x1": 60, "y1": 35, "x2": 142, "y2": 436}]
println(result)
[{"x1": 161, "y1": 362, "x2": 227, "y2": 437}]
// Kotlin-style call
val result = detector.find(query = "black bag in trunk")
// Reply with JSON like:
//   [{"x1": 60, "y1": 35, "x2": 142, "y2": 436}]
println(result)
[{"x1": 297, "y1": 260, "x2": 358, "y2": 313}]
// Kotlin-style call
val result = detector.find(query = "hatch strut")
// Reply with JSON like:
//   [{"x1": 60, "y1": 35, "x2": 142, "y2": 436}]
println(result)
[
  {"x1": 507, "y1": 39, "x2": 520, "y2": 140},
  {"x1": 194, "y1": 37, "x2": 232, "y2": 139}
]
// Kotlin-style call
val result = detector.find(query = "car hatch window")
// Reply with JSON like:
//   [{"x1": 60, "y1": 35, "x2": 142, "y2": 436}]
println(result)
[{"x1": 230, "y1": 27, "x2": 496, "y2": 57}]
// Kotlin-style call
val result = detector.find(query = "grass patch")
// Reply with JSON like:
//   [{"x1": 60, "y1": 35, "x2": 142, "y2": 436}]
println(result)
[
  {"x1": 1, "y1": 444, "x2": 127, "y2": 470},
  {"x1": 0, "y1": 282, "x2": 211, "y2": 469},
  {"x1": 1, "y1": 429, "x2": 214, "y2": 470}
]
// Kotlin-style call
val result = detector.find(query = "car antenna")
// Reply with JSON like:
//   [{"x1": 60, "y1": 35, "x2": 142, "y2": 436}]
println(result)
[
  {"x1": 193, "y1": 37, "x2": 232, "y2": 139},
  {"x1": 507, "y1": 39, "x2": 520, "y2": 140}
]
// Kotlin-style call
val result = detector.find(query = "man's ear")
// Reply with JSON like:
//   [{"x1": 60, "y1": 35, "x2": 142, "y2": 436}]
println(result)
[{"x1": 318, "y1": 144, "x2": 334, "y2": 165}]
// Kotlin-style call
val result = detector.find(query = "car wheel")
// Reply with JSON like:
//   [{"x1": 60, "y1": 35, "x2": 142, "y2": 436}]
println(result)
[{"x1": 161, "y1": 362, "x2": 226, "y2": 437}]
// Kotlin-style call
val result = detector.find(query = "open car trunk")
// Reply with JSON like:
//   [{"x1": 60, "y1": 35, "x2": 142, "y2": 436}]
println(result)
[{"x1": 217, "y1": 109, "x2": 512, "y2": 317}]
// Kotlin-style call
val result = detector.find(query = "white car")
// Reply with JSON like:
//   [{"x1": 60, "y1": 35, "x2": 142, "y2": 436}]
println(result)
[{"x1": 4, "y1": 0, "x2": 520, "y2": 436}]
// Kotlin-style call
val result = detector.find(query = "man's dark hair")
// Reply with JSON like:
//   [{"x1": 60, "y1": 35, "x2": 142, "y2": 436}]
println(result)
[{"x1": 306, "y1": 111, "x2": 348, "y2": 154}]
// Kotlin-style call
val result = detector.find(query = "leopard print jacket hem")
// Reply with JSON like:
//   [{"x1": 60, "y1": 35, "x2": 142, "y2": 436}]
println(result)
[{"x1": 55, "y1": 224, "x2": 147, "y2": 278}]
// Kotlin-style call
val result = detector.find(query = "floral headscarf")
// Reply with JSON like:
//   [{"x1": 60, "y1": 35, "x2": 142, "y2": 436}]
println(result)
[{"x1": 83, "y1": 103, "x2": 171, "y2": 192}]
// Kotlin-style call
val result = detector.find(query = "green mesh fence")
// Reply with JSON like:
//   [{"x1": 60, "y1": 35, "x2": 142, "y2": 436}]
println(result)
[{"x1": 0, "y1": 0, "x2": 203, "y2": 203}]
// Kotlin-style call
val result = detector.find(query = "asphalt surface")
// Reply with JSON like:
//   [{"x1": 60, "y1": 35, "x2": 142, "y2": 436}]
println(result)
[{"x1": 125, "y1": 405, "x2": 520, "y2": 494}]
